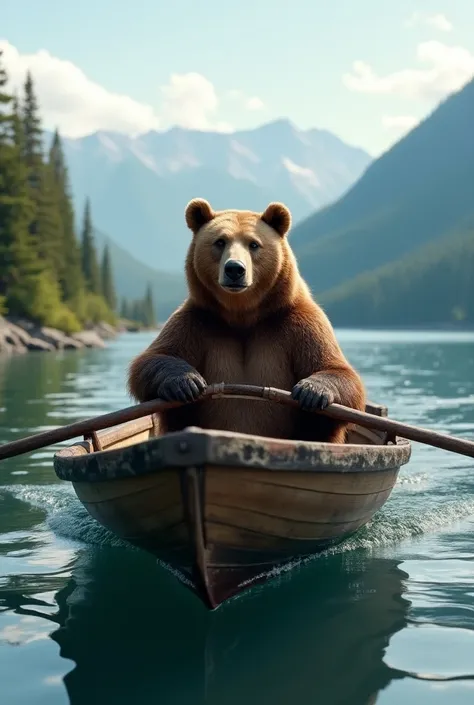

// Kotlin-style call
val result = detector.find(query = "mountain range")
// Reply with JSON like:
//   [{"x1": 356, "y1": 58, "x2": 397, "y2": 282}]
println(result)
[{"x1": 60, "y1": 119, "x2": 372, "y2": 272}]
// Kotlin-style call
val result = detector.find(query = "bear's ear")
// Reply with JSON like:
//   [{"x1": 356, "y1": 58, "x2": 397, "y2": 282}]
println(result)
[
  {"x1": 185, "y1": 198, "x2": 215, "y2": 234},
  {"x1": 261, "y1": 202, "x2": 292, "y2": 237}
]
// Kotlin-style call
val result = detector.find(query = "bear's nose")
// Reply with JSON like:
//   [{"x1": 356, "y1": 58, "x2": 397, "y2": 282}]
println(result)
[{"x1": 224, "y1": 260, "x2": 246, "y2": 281}]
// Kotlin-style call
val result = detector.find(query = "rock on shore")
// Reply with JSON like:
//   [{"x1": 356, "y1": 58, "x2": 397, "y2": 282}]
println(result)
[{"x1": 0, "y1": 316, "x2": 120, "y2": 355}]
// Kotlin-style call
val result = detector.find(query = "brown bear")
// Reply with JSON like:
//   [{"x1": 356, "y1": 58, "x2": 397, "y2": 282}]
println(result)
[{"x1": 127, "y1": 199, "x2": 366, "y2": 443}]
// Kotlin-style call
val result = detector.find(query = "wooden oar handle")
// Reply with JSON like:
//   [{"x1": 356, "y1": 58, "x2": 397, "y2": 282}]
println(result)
[
  {"x1": 202, "y1": 384, "x2": 474, "y2": 458},
  {"x1": 0, "y1": 383, "x2": 474, "y2": 461},
  {"x1": 203, "y1": 383, "x2": 298, "y2": 404}
]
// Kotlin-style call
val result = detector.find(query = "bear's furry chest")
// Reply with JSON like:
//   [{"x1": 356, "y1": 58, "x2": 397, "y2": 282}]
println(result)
[
  {"x1": 190, "y1": 332, "x2": 298, "y2": 438},
  {"x1": 200, "y1": 333, "x2": 294, "y2": 389}
]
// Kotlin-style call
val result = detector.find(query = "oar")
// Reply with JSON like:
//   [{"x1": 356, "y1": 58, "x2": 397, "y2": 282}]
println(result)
[{"x1": 0, "y1": 383, "x2": 473, "y2": 461}]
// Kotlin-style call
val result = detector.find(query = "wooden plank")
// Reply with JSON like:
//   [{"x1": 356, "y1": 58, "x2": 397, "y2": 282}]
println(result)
[
  {"x1": 73, "y1": 470, "x2": 176, "y2": 503},
  {"x1": 205, "y1": 518, "x2": 368, "y2": 550},
  {"x1": 82, "y1": 500, "x2": 183, "y2": 538},
  {"x1": 205, "y1": 466, "x2": 398, "y2": 495},
  {"x1": 94, "y1": 416, "x2": 154, "y2": 449},
  {"x1": 205, "y1": 496, "x2": 390, "y2": 539},
  {"x1": 124, "y1": 523, "x2": 190, "y2": 548},
  {"x1": 204, "y1": 479, "x2": 392, "y2": 524}
]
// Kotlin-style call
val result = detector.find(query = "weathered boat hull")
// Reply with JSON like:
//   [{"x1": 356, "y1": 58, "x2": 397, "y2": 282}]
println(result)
[{"x1": 54, "y1": 404, "x2": 411, "y2": 609}]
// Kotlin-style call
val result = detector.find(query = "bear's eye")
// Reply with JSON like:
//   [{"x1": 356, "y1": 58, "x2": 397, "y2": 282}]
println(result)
[
  {"x1": 249, "y1": 241, "x2": 260, "y2": 250},
  {"x1": 213, "y1": 238, "x2": 226, "y2": 249}
]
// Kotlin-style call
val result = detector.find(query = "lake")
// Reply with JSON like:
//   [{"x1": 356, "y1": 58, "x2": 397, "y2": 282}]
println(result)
[{"x1": 1, "y1": 329, "x2": 474, "y2": 705}]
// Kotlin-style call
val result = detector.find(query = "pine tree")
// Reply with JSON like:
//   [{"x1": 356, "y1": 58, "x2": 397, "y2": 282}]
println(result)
[
  {"x1": 144, "y1": 282, "x2": 156, "y2": 327},
  {"x1": 120, "y1": 298, "x2": 129, "y2": 319},
  {"x1": 48, "y1": 129, "x2": 85, "y2": 310},
  {"x1": 0, "y1": 51, "x2": 11, "y2": 140},
  {"x1": 22, "y1": 71, "x2": 43, "y2": 195},
  {"x1": 81, "y1": 198, "x2": 101, "y2": 294},
  {"x1": 131, "y1": 299, "x2": 145, "y2": 324},
  {"x1": 36, "y1": 161, "x2": 64, "y2": 275},
  {"x1": 0, "y1": 53, "x2": 41, "y2": 317},
  {"x1": 11, "y1": 93, "x2": 24, "y2": 152},
  {"x1": 0, "y1": 57, "x2": 8, "y2": 315},
  {"x1": 101, "y1": 244, "x2": 117, "y2": 311},
  {"x1": 21, "y1": 72, "x2": 65, "y2": 283}
]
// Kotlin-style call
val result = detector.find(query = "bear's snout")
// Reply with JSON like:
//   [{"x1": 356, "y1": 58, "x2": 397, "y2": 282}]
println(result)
[
  {"x1": 222, "y1": 259, "x2": 248, "y2": 290},
  {"x1": 224, "y1": 260, "x2": 246, "y2": 282}
]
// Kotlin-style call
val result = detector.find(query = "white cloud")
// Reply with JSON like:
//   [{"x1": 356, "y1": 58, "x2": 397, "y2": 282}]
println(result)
[
  {"x1": 343, "y1": 41, "x2": 474, "y2": 102},
  {"x1": 405, "y1": 12, "x2": 453, "y2": 32},
  {"x1": 0, "y1": 40, "x2": 264, "y2": 137},
  {"x1": 427, "y1": 13, "x2": 453, "y2": 32},
  {"x1": 382, "y1": 114, "x2": 420, "y2": 131},
  {"x1": 226, "y1": 89, "x2": 265, "y2": 111},
  {"x1": 160, "y1": 72, "x2": 219, "y2": 130},
  {"x1": 0, "y1": 40, "x2": 160, "y2": 137},
  {"x1": 246, "y1": 96, "x2": 265, "y2": 111}
]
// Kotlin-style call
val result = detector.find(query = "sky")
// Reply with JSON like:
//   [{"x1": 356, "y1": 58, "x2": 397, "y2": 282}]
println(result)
[{"x1": 1, "y1": 0, "x2": 474, "y2": 156}]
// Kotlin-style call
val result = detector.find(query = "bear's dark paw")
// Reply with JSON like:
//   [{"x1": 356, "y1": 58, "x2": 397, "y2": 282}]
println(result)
[
  {"x1": 158, "y1": 371, "x2": 207, "y2": 403},
  {"x1": 291, "y1": 377, "x2": 335, "y2": 411}
]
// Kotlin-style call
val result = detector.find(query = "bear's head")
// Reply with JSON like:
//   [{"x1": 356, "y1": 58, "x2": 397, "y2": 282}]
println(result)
[{"x1": 184, "y1": 198, "x2": 299, "y2": 321}]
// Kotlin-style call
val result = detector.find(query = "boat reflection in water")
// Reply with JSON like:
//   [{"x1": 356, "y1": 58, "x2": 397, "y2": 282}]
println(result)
[{"x1": 45, "y1": 544, "x2": 410, "y2": 705}]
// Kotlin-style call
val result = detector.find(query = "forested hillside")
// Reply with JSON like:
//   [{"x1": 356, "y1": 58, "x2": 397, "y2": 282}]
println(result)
[
  {"x1": 319, "y1": 228, "x2": 474, "y2": 327},
  {"x1": 0, "y1": 51, "x2": 155, "y2": 332},
  {"x1": 291, "y1": 76, "x2": 474, "y2": 311}
]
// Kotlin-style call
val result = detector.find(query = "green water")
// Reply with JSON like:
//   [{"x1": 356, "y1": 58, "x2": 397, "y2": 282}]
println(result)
[{"x1": 1, "y1": 330, "x2": 474, "y2": 705}]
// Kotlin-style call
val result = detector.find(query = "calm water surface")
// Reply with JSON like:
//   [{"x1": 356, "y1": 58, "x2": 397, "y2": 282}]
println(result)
[{"x1": 1, "y1": 330, "x2": 474, "y2": 705}]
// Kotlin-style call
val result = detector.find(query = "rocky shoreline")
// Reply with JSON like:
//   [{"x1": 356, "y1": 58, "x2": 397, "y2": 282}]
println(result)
[{"x1": 0, "y1": 316, "x2": 120, "y2": 354}]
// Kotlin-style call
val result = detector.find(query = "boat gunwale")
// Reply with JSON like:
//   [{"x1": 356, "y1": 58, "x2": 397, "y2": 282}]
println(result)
[{"x1": 53, "y1": 423, "x2": 412, "y2": 484}]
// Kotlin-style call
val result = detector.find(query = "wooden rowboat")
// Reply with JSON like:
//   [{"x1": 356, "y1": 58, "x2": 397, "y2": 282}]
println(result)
[{"x1": 53, "y1": 384, "x2": 411, "y2": 609}]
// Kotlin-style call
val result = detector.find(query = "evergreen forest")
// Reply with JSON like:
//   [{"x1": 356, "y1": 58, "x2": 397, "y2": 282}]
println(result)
[{"x1": 0, "y1": 50, "x2": 156, "y2": 332}]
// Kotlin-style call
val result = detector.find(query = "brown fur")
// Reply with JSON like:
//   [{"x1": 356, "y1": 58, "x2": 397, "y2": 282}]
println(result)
[{"x1": 128, "y1": 199, "x2": 366, "y2": 443}]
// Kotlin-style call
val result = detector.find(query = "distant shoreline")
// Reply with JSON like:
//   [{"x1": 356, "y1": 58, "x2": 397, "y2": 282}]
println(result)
[
  {"x1": 2, "y1": 315, "x2": 472, "y2": 356},
  {"x1": 333, "y1": 323, "x2": 474, "y2": 333},
  {"x1": 0, "y1": 316, "x2": 165, "y2": 356},
  {"x1": 0, "y1": 316, "x2": 119, "y2": 355}
]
